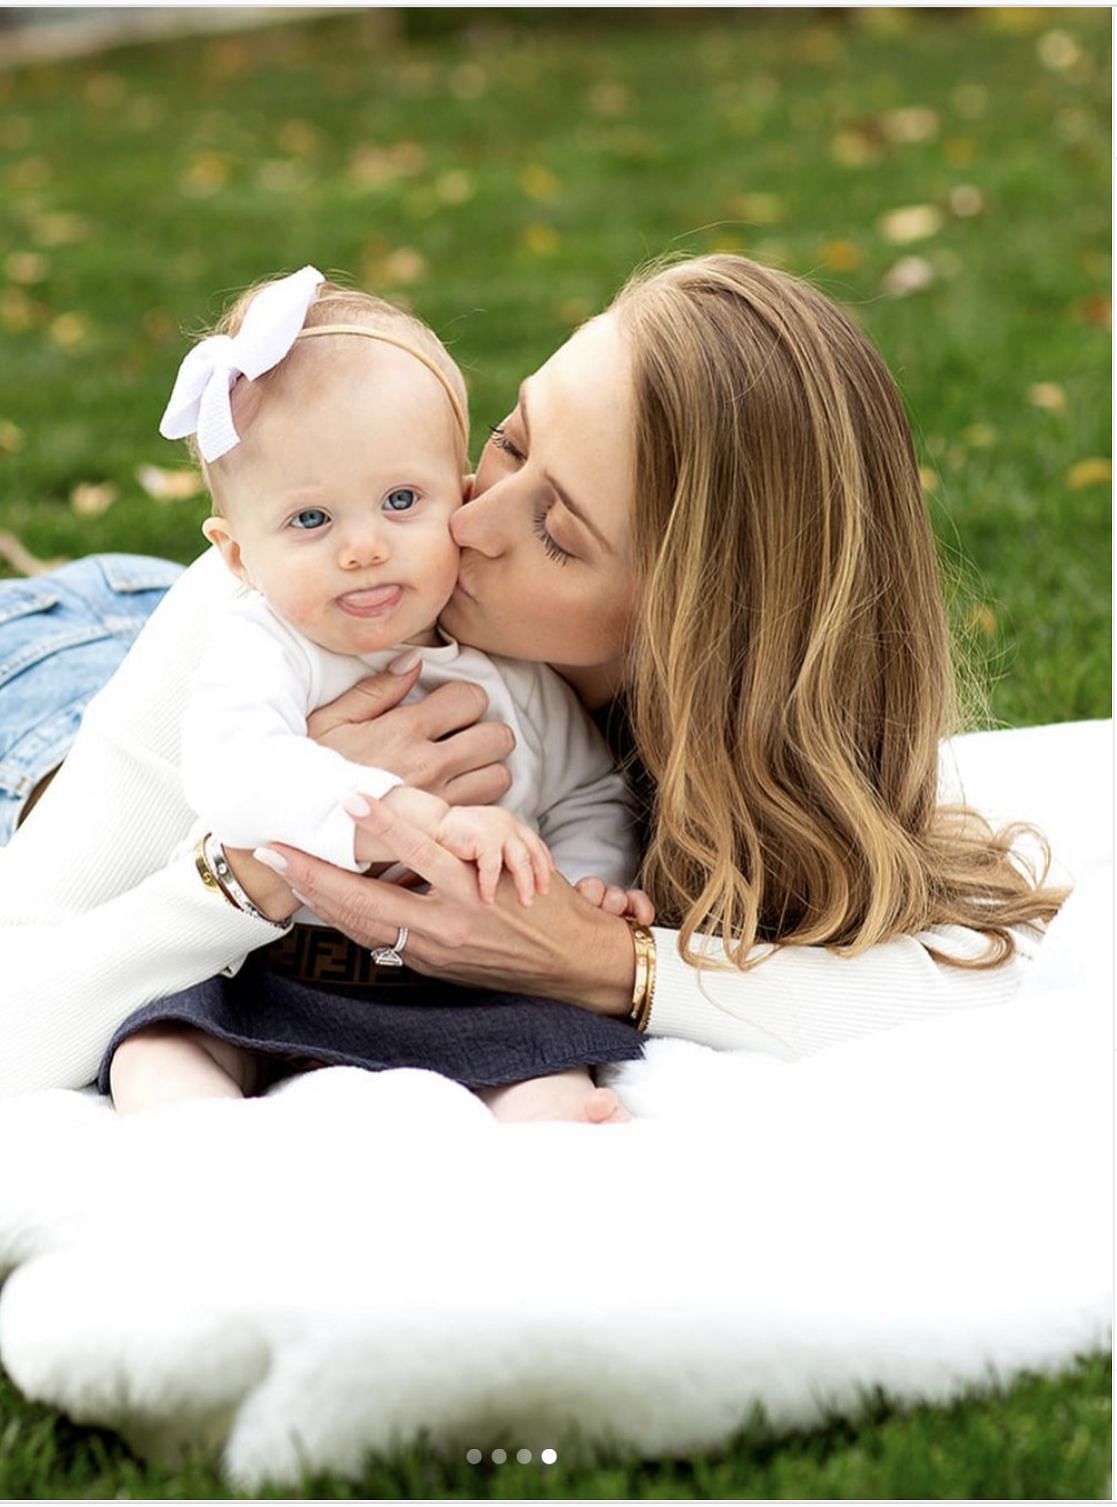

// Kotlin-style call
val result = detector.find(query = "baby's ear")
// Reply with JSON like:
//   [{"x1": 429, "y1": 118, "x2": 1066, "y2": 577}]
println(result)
[{"x1": 201, "y1": 516, "x2": 248, "y2": 583}]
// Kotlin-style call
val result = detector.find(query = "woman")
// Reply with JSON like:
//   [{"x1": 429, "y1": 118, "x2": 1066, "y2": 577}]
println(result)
[{"x1": 0, "y1": 254, "x2": 1066, "y2": 1112}]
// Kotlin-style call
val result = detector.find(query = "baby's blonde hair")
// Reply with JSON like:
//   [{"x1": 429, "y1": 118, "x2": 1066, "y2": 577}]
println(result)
[{"x1": 181, "y1": 277, "x2": 469, "y2": 514}]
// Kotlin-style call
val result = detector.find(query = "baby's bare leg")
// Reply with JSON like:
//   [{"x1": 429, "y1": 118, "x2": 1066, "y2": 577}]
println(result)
[
  {"x1": 475, "y1": 1066, "x2": 631, "y2": 1125},
  {"x1": 109, "y1": 1023, "x2": 261, "y2": 1115}
]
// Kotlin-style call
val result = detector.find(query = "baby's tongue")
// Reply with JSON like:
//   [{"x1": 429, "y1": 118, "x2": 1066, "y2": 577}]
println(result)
[{"x1": 340, "y1": 586, "x2": 399, "y2": 608}]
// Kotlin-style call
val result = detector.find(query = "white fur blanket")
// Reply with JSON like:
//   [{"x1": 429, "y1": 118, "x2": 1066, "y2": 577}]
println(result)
[{"x1": 0, "y1": 720, "x2": 1110, "y2": 1490}]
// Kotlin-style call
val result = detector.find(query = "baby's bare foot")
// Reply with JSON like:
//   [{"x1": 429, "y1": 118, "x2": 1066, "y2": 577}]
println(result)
[{"x1": 477, "y1": 1070, "x2": 632, "y2": 1125}]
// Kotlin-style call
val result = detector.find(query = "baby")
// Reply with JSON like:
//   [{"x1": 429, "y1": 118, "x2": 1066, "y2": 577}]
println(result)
[{"x1": 108, "y1": 266, "x2": 650, "y2": 1122}]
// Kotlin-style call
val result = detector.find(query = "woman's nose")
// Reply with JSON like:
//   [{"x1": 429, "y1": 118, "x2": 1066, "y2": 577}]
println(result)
[{"x1": 449, "y1": 480, "x2": 506, "y2": 557}]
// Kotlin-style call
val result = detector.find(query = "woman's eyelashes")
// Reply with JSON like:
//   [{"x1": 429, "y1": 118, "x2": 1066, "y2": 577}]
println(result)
[
  {"x1": 489, "y1": 422, "x2": 574, "y2": 565},
  {"x1": 533, "y1": 507, "x2": 573, "y2": 565},
  {"x1": 487, "y1": 422, "x2": 524, "y2": 462}
]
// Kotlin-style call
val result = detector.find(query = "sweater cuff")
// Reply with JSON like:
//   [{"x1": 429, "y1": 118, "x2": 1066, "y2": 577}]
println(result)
[{"x1": 644, "y1": 926, "x2": 705, "y2": 1040}]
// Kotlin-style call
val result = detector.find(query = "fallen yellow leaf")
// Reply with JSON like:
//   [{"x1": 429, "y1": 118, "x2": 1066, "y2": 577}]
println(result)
[
  {"x1": 1027, "y1": 383, "x2": 1066, "y2": 411},
  {"x1": 136, "y1": 464, "x2": 205, "y2": 502},
  {"x1": 382, "y1": 247, "x2": 427, "y2": 285},
  {"x1": 519, "y1": 164, "x2": 561, "y2": 203},
  {"x1": 70, "y1": 481, "x2": 118, "y2": 517},
  {"x1": 0, "y1": 419, "x2": 25, "y2": 457},
  {"x1": 882, "y1": 257, "x2": 936, "y2": 297},
  {"x1": 1038, "y1": 29, "x2": 1081, "y2": 70},
  {"x1": 919, "y1": 467, "x2": 939, "y2": 492},
  {"x1": 879, "y1": 205, "x2": 944, "y2": 244},
  {"x1": 880, "y1": 106, "x2": 939, "y2": 143},
  {"x1": 948, "y1": 185, "x2": 984, "y2": 218},
  {"x1": 520, "y1": 223, "x2": 560, "y2": 257},
  {"x1": 49, "y1": 312, "x2": 90, "y2": 348},
  {"x1": 830, "y1": 128, "x2": 881, "y2": 166},
  {"x1": 435, "y1": 170, "x2": 473, "y2": 205},
  {"x1": 1074, "y1": 295, "x2": 1110, "y2": 329},
  {"x1": 821, "y1": 240, "x2": 862, "y2": 270},
  {"x1": 1065, "y1": 458, "x2": 1111, "y2": 490},
  {"x1": 27, "y1": 212, "x2": 93, "y2": 247},
  {"x1": 5, "y1": 251, "x2": 48, "y2": 285},
  {"x1": 727, "y1": 192, "x2": 784, "y2": 224},
  {"x1": 181, "y1": 152, "x2": 231, "y2": 197}
]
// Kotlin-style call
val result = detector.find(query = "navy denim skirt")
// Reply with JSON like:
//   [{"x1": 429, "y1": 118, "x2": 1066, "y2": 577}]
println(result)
[{"x1": 97, "y1": 943, "x2": 646, "y2": 1096}]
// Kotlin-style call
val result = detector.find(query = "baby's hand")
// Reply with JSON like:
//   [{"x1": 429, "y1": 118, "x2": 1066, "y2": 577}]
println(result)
[
  {"x1": 436, "y1": 806, "x2": 555, "y2": 906},
  {"x1": 352, "y1": 785, "x2": 450, "y2": 867},
  {"x1": 574, "y1": 876, "x2": 656, "y2": 927}
]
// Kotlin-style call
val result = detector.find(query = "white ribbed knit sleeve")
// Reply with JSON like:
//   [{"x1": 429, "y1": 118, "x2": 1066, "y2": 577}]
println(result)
[
  {"x1": 643, "y1": 920, "x2": 1043, "y2": 1060},
  {"x1": 0, "y1": 549, "x2": 289, "y2": 1096}
]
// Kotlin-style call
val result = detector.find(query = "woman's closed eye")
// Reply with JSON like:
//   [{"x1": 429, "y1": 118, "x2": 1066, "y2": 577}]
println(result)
[
  {"x1": 489, "y1": 422, "x2": 574, "y2": 565},
  {"x1": 488, "y1": 423, "x2": 525, "y2": 463}
]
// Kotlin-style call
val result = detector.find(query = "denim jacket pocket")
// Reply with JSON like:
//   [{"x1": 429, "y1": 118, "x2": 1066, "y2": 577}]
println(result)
[{"x1": 0, "y1": 588, "x2": 113, "y2": 693}]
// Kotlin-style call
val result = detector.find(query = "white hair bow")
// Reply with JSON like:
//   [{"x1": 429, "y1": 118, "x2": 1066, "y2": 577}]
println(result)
[{"x1": 159, "y1": 265, "x2": 325, "y2": 462}]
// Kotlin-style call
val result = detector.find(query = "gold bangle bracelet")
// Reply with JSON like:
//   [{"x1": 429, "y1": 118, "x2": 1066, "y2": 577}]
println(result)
[{"x1": 624, "y1": 918, "x2": 657, "y2": 1032}]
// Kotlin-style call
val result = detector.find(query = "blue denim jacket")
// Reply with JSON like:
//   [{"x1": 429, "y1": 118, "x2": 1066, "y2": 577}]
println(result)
[{"x1": 0, "y1": 554, "x2": 183, "y2": 843}]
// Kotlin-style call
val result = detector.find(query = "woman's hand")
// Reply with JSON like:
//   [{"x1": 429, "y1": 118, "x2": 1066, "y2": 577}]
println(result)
[
  {"x1": 307, "y1": 659, "x2": 515, "y2": 807},
  {"x1": 259, "y1": 798, "x2": 638, "y2": 1018}
]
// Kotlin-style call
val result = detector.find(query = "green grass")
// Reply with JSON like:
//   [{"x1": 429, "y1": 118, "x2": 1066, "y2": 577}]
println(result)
[
  {"x1": 0, "y1": 1354, "x2": 1110, "y2": 1500},
  {"x1": 0, "y1": 7, "x2": 1110, "y2": 1497}
]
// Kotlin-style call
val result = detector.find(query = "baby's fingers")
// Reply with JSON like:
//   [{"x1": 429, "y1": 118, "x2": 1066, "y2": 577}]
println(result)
[
  {"x1": 504, "y1": 836, "x2": 538, "y2": 907},
  {"x1": 600, "y1": 885, "x2": 629, "y2": 916},
  {"x1": 576, "y1": 876, "x2": 606, "y2": 908},
  {"x1": 626, "y1": 888, "x2": 656, "y2": 927},
  {"x1": 527, "y1": 832, "x2": 553, "y2": 894},
  {"x1": 476, "y1": 845, "x2": 503, "y2": 905}
]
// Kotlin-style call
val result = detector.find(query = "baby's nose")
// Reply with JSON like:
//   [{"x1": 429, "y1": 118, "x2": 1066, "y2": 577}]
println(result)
[{"x1": 339, "y1": 521, "x2": 388, "y2": 569}]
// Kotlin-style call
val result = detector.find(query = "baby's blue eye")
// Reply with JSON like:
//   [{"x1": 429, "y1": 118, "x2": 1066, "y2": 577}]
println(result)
[
  {"x1": 290, "y1": 508, "x2": 330, "y2": 530},
  {"x1": 384, "y1": 488, "x2": 417, "y2": 512}
]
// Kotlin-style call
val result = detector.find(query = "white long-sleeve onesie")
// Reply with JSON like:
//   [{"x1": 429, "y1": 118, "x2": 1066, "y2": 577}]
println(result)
[
  {"x1": 0, "y1": 547, "x2": 1050, "y2": 1096},
  {"x1": 180, "y1": 587, "x2": 638, "y2": 888}
]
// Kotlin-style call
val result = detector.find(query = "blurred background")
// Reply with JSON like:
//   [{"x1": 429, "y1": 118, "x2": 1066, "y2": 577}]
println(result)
[{"x1": 0, "y1": 5, "x2": 1109, "y2": 727}]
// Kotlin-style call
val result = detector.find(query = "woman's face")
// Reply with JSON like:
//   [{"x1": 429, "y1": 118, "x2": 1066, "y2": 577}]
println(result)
[{"x1": 439, "y1": 313, "x2": 638, "y2": 687}]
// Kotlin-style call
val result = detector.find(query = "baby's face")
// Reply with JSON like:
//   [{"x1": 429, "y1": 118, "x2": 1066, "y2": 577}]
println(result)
[{"x1": 206, "y1": 344, "x2": 467, "y2": 657}]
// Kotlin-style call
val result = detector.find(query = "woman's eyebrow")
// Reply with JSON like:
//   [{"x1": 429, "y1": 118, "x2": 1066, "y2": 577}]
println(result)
[{"x1": 519, "y1": 383, "x2": 611, "y2": 553}]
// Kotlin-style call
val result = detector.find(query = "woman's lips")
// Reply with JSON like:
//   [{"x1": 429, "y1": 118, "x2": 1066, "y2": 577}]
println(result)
[{"x1": 336, "y1": 584, "x2": 403, "y2": 618}]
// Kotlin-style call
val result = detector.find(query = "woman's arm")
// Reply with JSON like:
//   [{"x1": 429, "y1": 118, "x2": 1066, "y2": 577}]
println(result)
[
  {"x1": 0, "y1": 549, "x2": 514, "y2": 1097},
  {"x1": 271, "y1": 797, "x2": 1043, "y2": 1062}
]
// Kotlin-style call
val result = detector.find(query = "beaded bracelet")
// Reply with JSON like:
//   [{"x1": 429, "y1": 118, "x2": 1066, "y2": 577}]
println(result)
[{"x1": 624, "y1": 917, "x2": 657, "y2": 1032}]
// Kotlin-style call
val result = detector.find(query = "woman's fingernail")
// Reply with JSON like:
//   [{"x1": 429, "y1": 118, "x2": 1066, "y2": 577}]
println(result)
[
  {"x1": 344, "y1": 794, "x2": 371, "y2": 819},
  {"x1": 388, "y1": 648, "x2": 422, "y2": 674},
  {"x1": 253, "y1": 847, "x2": 288, "y2": 874}
]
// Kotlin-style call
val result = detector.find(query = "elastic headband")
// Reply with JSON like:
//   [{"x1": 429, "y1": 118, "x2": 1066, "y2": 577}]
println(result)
[{"x1": 295, "y1": 323, "x2": 470, "y2": 449}]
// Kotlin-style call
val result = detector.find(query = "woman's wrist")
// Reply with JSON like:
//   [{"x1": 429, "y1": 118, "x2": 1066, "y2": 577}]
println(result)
[
  {"x1": 221, "y1": 845, "x2": 300, "y2": 924},
  {"x1": 572, "y1": 906, "x2": 639, "y2": 1018}
]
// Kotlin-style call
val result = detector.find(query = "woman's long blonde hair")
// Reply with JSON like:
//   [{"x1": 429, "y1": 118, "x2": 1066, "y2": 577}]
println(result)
[{"x1": 612, "y1": 254, "x2": 1067, "y2": 970}]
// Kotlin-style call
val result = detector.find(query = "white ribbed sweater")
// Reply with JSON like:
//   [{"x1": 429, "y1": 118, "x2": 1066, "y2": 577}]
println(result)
[{"x1": 0, "y1": 548, "x2": 1042, "y2": 1096}]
